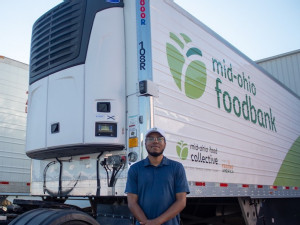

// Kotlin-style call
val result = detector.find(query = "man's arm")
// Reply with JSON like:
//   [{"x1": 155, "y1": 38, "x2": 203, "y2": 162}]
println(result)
[
  {"x1": 127, "y1": 193, "x2": 148, "y2": 224},
  {"x1": 141, "y1": 192, "x2": 187, "y2": 225}
]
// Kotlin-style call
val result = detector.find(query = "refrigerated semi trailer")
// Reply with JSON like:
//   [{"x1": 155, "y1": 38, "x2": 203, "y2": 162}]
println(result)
[
  {"x1": 5, "y1": 0, "x2": 300, "y2": 225},
  {"x1": 0, "y1": 56, "x2": 30, "y2": 198}
]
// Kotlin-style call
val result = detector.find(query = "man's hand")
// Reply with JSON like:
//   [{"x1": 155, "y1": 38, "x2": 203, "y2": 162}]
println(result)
[
  {"x1": 140, "y1": 219, "x2": 161, "y2": 225},
  {"x1": 127, "y1": 193, "x2": 148, "y2": 223},
  {"x1": 150, "y1": 192, "x2": 186, "y2": 224},
  {"x1": 128, "y1": 192, "x2": 187, "y2": 225}
]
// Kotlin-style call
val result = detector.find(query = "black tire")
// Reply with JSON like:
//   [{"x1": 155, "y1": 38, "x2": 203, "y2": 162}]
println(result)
[{"x1": 9, "y1": 208, "x2": 100, "y2": 225}]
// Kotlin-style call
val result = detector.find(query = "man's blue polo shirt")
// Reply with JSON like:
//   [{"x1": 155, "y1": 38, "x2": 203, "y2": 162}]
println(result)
[{"x1": 125, "y1": 156, "x2": 190, "y2": 225}]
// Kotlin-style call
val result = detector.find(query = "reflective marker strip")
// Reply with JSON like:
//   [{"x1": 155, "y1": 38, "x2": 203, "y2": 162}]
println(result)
[
  {"x1": 191, "y1": 182, "x2": 299, "y2": 192},
  {"x1": 0, "y1": 181, "x2": 9, "y2": 185},
  {"x1": 80, "y1": 156, "x2": 90, "y2": 160},
  {"x1": 195, "y1": 182, "x2": 205, "y2": 186}
]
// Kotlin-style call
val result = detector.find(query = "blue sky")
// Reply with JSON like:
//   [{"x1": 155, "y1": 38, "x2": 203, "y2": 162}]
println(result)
[
  {"x1": 174, "y1": 0, "x2": 300, "y2": 60},
  {"x1": 1, "y1": 0, "x2": 299, "y2": 64}
]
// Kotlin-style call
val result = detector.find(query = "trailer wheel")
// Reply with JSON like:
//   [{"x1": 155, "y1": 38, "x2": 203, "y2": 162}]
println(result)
[{"x1": 9, "y1": 208, "x2": 100, "y2": 225}]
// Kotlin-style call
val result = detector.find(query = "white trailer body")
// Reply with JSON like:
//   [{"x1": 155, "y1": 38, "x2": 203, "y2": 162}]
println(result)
[
  {"x1": 26, "y1": 0, "x2": 300, "y2": 199},
  {"x1": 0, "y1": 56, "x2": 30, "y2": 195},
  {"x1": 147, "y1": 0, "x2": 300, "y2": 196}
]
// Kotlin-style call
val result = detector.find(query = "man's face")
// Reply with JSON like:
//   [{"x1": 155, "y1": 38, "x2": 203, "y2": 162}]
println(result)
[{"x1": 145, "y1": 132, "x2": 166, "y2": 157}]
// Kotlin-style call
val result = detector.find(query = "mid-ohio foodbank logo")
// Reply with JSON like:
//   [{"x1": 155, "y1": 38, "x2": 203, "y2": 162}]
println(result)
[
  {"x1": 166, "y1": 32, "x2": 207, "y2": 99},
  {"x1": 166, "y1": 32, "x2": 277, "y2": 133}
]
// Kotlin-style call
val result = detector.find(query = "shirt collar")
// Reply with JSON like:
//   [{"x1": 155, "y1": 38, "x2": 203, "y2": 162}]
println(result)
[{"x1": 143, "y1": 156, "x2": 170, "y2": 167}]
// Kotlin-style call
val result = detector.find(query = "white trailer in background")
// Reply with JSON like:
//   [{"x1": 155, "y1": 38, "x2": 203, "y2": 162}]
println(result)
[
  {"x1": 4, "y1": 0, "x2": 300, "y2": 225},
  {"x1": 256, "y1": 49, "x2": 300, "y2": 97},
  {"x1": 0, "y1": 56, "x2": 30, "y2": 198}
]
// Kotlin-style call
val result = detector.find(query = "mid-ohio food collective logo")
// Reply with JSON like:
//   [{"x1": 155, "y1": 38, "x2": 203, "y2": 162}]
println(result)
[
  {"x1": 176, "y1": 140, "x2": 219, "y2": 165},
  {"x1": 166, "y1": 32, "x2": 207, "y2": 99},
  {"x1": 176, "y1": 141, "x2": 188, "y2": 160}
]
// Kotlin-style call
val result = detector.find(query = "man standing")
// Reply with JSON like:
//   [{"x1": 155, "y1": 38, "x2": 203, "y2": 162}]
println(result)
[{"x1": 125, "y1": 127, "x2": 190, "y2": 225}]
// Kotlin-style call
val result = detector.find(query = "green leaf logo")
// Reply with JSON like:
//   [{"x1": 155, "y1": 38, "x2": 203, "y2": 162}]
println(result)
[
  {"x1": 166, "y1": 32, "x2": 207, "y2": 99},
  {"x1": 273, "y1": 136, "x2": 300, "y2": 187},
  {"x1": 176, "y1": 140, "x2": 188, "y2": 160}
]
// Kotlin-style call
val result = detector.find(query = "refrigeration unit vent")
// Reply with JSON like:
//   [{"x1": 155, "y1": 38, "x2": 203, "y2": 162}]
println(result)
[{"x1": 30, "y1": 0, "x2": 86, "y2": 83}]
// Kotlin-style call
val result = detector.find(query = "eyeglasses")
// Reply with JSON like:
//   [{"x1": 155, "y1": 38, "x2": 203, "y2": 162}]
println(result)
[{"x1": 146, "y1": 137, "x2": 165, "y2": 142}]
